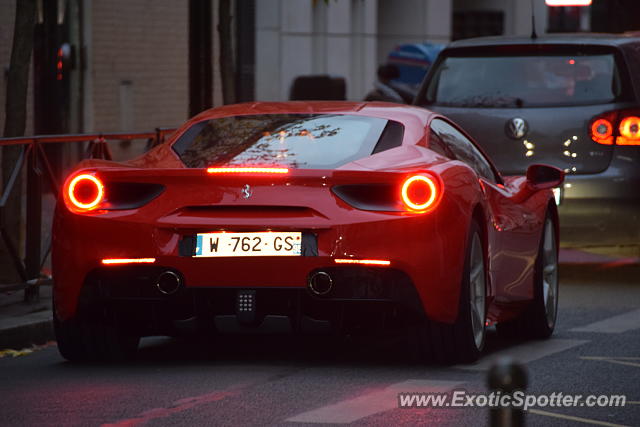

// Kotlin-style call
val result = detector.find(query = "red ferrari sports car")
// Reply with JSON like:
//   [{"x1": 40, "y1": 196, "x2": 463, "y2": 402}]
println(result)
[{"x1": 52, "y1": 102, "x2": 563, "y2": 363}]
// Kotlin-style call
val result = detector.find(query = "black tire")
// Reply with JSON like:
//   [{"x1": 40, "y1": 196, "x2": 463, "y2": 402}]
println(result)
[
  {"x1": 54, "y1": 298, "x2": 140, "y2": 363},
  {"x1": 496, "y1": 213, "x2": 558, "y2": 340},
  {"x1": 54, "y1": 312, "x2": 89, "y2": 362},
  {"x1": 80, "y1": 319, "x2": 140, "y2": 362},
  {"x1": 414, "y1": 220, "x2": 487, "y2": 364}
]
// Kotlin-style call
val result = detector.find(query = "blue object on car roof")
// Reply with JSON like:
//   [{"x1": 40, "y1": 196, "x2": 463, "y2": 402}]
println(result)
[{"x1": 388, "y1": 43, "x2": 444, "y2": 87}]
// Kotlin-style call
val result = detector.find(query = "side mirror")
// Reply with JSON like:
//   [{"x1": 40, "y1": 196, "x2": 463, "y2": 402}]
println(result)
[{"x1": 526, "y1": 164, "x2": 564, "y2": 190}]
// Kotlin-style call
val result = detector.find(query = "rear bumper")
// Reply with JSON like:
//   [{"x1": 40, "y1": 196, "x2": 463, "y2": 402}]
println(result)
[
  {"x1": 559, "y1": 151, "x2": 640, "y2": 246},
  {"x1": 72, "y1": 264, "x2": 426, "y2": 336},
  {"x1": 52, "y1": 202, "x2": 470, "y2": 326}
]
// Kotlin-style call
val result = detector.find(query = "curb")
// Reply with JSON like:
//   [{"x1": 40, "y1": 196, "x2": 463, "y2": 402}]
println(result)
[
  {"x1": 0, "y1": 310, "x2": 54, "y2": 350},
  {"x1": 560, "y1": 262, "x2": 640, "y2": 283}
]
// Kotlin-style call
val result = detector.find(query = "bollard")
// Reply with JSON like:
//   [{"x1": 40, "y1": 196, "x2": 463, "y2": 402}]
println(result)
[{"x1": 488, "y1": 357, "x2": 528, "y2": 427}]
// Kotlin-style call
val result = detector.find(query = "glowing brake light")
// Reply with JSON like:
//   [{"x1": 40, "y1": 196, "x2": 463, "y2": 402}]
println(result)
[
  {"x1": 101, "y1": 258, "x2": 156, "y2": 265},
  {"x1": 401, "y1": 175, "x2": 439, "y2": 212},
  {"x1": 206, "y1": 167, "x2": 289, "y2": 174},
  {"x1": 66, "y1": 173, "x2": 104, "y2": 211},
  {"x1": 590, "y1": 111, "x2": 640, "y2": 146},
  {"x1": 617, "y1": 116, "x2": 640, "y2": 145},
  {"x1": 590, "y1": 119, "x2": 614, "y2": 145},
  {"x1": 334, "y1": 259, "x2": 391, "y2": 266},
  {"x1": 545, "y1": 0, "x2": 591, "y2": 5}
]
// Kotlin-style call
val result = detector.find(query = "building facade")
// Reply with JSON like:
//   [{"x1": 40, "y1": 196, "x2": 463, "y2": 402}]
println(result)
[
  {"x1": 1, "y1": 0, "x2": 226, "y2": 137},
  {"x1": 1, "y1": 0, "x2": 620, "y2": 138},
  {"x1": 254, "y1": 0, "x2": 554, "y2": 103}
]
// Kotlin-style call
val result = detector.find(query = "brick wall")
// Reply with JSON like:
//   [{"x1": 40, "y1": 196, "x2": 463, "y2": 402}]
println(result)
[{"x1": 90, "y1": 0, "x2": 190, "y2": 133}]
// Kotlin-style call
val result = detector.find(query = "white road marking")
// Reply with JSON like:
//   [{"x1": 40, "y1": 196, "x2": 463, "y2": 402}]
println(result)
[
  {"x1": 528, "y1": 409, "x2": 631, "y2": 427},
  {"x1": 580, "y1": 356, "x2": 640, "y2": 368},
  {"x1": 570, "y1": 309, "x2": 640, "y2": 334},
  {"x1": 285, "y1": 379, "x2": 462, "y2": 424},
  {"x1": 458, "y1": 339, "x2": 588, "y2": 371}
]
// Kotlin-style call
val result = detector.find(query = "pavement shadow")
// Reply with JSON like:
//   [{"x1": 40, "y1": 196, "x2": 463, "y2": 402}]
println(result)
[{"x1": 50, "y1": 327, "x2": 538, "y2": 372}]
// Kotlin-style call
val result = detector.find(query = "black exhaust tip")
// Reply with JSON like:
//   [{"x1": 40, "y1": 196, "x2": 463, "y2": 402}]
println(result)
[
  {"x1": 156, "y1": 270, "x2": 182, "y2": 295},
  {"x1": 308, "y1": 271, "x2": 333, "y2": 296}
]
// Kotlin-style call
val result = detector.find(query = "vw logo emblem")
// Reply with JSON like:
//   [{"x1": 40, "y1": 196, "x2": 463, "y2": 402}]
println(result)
[
  {"x1": 241, "y1": 184, "x2": 252, "y2": 199},
  {"x1": 506, "y1": 117, "x2": 528, "y2": 139}
]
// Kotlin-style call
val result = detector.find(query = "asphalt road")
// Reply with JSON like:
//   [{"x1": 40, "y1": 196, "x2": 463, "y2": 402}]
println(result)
[{"x1": 1, "y1": 266, "x2": 639, "y2": 427}]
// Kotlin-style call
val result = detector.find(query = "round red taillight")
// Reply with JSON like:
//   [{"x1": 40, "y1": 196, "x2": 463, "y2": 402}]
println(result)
[
  {"x1": 591, "y1": 119, "x2": 613, "y2": 139},
  {"x1": 590, "y1": 118, "x2": 614, "y2": 145},
  {"x1": 619, "y1": 116, "x2": 640, "y2": 140},
  {"x1": 401, "y1": 175, "x2": 439, "y2": 212},
  {"x1": 67, "y1": 174, "x2": 104, "y2": 211}
]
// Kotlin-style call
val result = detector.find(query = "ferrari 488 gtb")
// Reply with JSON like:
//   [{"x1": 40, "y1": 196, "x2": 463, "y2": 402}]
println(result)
[{"x1": 52, "y1": 102, "x2": 563, "y2": 363}]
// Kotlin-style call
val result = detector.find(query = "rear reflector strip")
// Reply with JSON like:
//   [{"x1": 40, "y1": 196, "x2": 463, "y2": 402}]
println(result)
[
  {"x1": 334, "y1": 259, "x2": 391, "y2": 266},
  {"x1": 101, "y1": 258, "x2": 156, "y2": 265},
  {"x1": 545, "y1": 0, "x2": 592, "y2": 6},
  {"x1": 206, "y1": 167, "x2": 289, "y2": 174}
]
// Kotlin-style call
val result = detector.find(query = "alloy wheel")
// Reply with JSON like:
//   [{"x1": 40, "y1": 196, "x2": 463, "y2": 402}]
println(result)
[
  {"x1": 542, "y1": 219, "x2": 559, "y2": 329},
  {"x1": 469, "y1": 233, "x2": 486, "y2": 350}
]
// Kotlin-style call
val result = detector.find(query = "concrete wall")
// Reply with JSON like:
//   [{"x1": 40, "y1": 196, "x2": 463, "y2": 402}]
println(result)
[
  {"x1": 453, "y1": 0, "x2": 548, "y2": 36},
  {"x1": 377, "y1": 0, "x2": 452, "y2": 65},
  {"x1": 255, "y1": 0, "x2": 378, "y2": 101}
]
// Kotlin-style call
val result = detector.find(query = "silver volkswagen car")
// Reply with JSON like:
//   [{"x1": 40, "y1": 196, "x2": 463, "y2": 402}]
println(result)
[{"x1": 415, "y1": 33, "x2": 640, "y2": 247}]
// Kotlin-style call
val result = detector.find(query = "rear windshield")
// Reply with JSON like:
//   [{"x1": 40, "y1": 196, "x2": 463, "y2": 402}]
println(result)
[
  {"x1": 425, "y1": 53, "x2": 620, "y2": 107},
  {"x1": 173, "y1": 114, "x2": 403, "y2": 169}
]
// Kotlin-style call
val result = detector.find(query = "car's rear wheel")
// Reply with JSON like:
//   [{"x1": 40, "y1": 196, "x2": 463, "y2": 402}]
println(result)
[
  {"x1": 80, "y1": 316, "x2": 140, "y2": 362},
  {"x1": 415, "y1": 220, "x2": 486, "y2": 363},
  {"x1": 54, "y1": 300, "x2": 139, "y2": 362},
  {"x1": 54, "y1": 310, "x2": 88, "y2": 362},
  {"x1": 496, "y1": 213, "x2": 558, "y2": 340}
]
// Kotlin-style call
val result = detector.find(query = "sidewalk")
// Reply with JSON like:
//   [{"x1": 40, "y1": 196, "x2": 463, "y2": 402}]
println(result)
[
  {"x1": 0, "y1": 249, "x2": 638, "y2": 353},
  {"x1": 0, "y1": 284, "x2": 53, "y2": 351}
]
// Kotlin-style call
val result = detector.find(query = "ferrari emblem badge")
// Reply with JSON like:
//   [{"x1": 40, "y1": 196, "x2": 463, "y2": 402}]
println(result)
[{"x1": 241, "y1": 184, "x2": 252, "y2": 199}]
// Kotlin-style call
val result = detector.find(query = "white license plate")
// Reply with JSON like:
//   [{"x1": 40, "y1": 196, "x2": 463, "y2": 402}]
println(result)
[{"x1": 194, "y1": 232, "x2": 302, "y2": 257}]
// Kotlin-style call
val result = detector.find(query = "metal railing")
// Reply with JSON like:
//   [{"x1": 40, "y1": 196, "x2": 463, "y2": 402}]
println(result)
[{"x1": 0, "y1": 128, "x2": 176, "y2": 301}]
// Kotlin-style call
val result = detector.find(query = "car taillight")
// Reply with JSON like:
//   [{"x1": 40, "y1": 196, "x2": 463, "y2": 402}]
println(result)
[
  {"x1": 400, "y1": 174, "x2": 440, "y2": 212},
  {"x1": 63, "y1": 171, "x2": 165, "y2": 213},
  {"x1": 618, "y1": 116, "x2": 640, "y2": 145},
  {"x1": 590, "y1": 118, "x2": 614, "y2": 145},
  {"x1": 331, "y1": 172, "x2": 442, "y2": 213},
  {"x1": 65, "y1": 173, "x2": 104, "y2": 212},
  {"x1": 590, "y1": 110, "x2": 640, "y2": 146}
]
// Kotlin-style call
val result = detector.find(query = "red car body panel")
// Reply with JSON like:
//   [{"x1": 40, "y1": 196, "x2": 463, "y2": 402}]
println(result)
[{"x1": 52, "y1": 102, "x2": 555, "y2": 329}]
